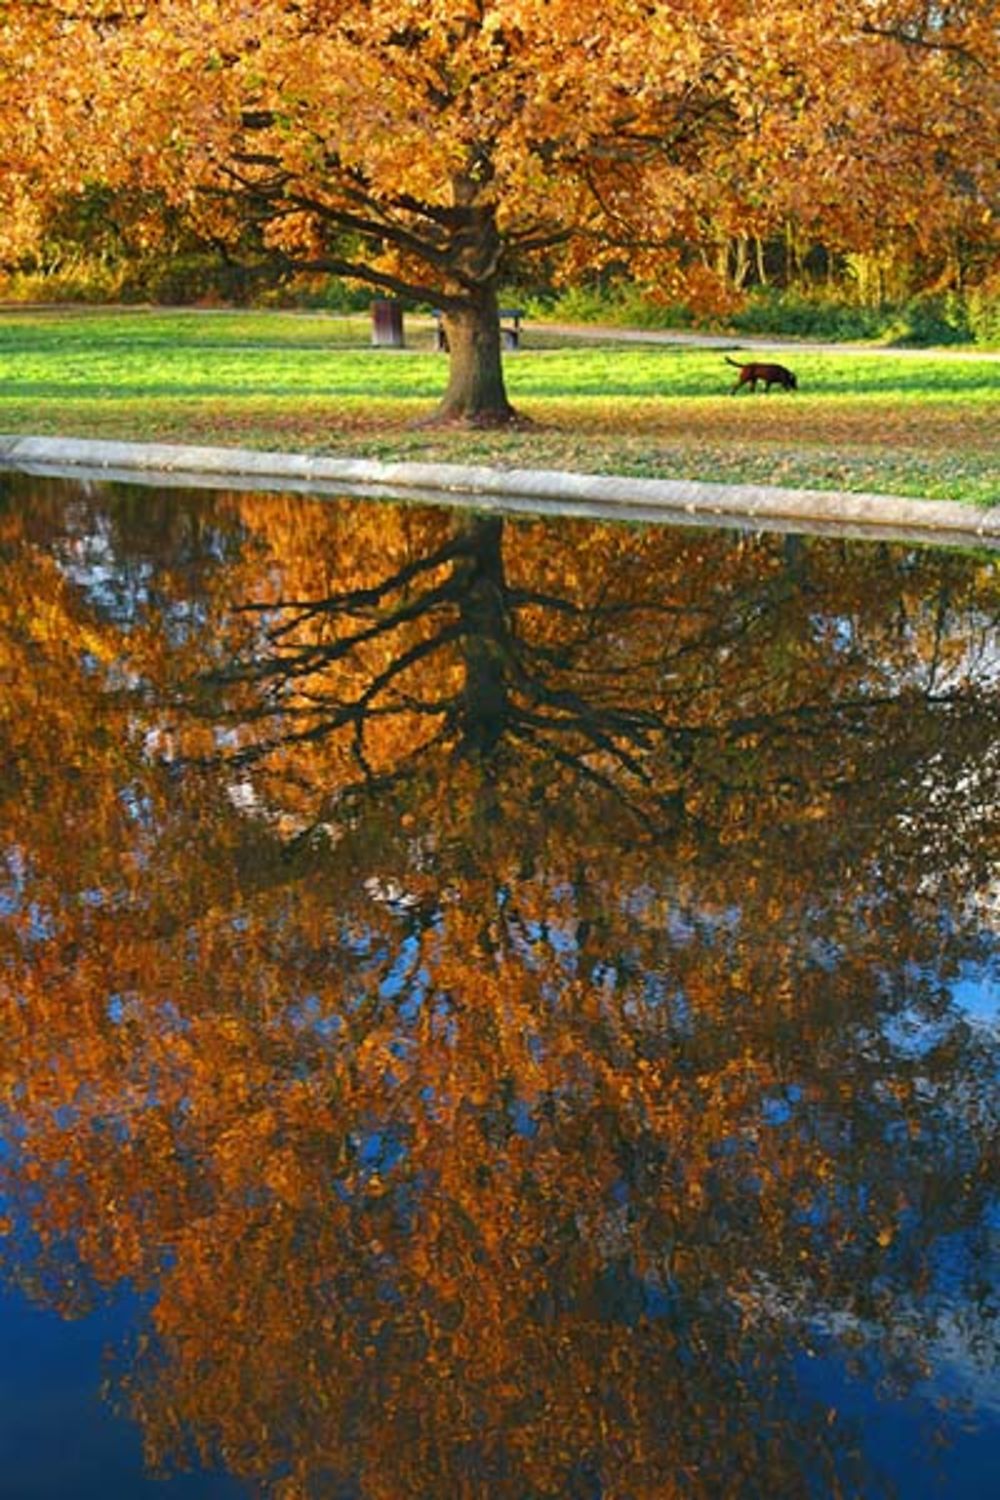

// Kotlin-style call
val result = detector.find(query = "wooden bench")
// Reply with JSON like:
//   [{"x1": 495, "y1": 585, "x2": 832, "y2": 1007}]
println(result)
[{"x1": 432, "y1": 308, "x2": 525, "y2": 352}]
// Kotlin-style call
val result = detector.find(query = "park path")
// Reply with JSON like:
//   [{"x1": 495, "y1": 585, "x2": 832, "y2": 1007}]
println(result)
[
  {"x1": 3, "y1": 301, "x2": 998, "y2": 362},
  {"x1": 532, "y1": 320, "x2": 1000, "y2": 362}
]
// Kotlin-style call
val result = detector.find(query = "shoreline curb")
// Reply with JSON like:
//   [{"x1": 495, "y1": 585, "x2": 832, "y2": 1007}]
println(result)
[{"x1": 2, "y1": 433, "x2": 998, "y2": 546}]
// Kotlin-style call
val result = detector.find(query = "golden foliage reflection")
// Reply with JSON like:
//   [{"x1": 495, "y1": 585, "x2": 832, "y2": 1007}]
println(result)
[{"x1": 1, "y1": 476, "x2": 998, "y2": 1497}]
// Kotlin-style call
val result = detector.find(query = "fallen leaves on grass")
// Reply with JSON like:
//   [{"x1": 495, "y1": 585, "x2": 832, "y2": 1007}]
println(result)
[{"x1": 0, "y1": 393, "x2": 995, "y2": 504}]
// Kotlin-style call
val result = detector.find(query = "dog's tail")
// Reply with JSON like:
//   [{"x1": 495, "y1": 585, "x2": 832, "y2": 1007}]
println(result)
[{"x1": 724, "y1": 356, "x2": 745, "y2": 369}]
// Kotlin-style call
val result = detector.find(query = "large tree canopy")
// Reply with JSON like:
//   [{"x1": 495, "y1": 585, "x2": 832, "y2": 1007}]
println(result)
[{"x1": 2, "y1": 1, "x2": 997, "y2": 419}]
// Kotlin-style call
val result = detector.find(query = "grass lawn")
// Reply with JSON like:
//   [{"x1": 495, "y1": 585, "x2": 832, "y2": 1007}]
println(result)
[{"x1": 0, "y1": 306, "x2": 997, "y2": 503}]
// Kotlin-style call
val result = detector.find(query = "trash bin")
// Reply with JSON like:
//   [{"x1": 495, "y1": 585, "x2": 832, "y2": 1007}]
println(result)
[{"x1": 371, "y1": 298, "x2": 405, "y2": 348}]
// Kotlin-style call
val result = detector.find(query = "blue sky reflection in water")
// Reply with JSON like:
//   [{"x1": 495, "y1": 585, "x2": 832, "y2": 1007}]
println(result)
[{"x1": 0, "y1": 472, "x2": 998, "y2": 1498}]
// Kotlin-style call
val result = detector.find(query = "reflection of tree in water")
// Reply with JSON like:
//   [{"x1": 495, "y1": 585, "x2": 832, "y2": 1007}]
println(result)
[
  {"x1": 1, "y1": 483, "x2": 999, "y2": 1498},
  {"x1": 200, "y1": 513, "x2": 685, "y2": 831},
  {"x1": 200, "y1": 507, "x2": 1000, "y2": 862}
]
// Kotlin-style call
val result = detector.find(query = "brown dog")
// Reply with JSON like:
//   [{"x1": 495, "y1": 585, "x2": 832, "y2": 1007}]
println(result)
[{"x1": 725, "y1": 356, "x2": 798, "y2": 393}]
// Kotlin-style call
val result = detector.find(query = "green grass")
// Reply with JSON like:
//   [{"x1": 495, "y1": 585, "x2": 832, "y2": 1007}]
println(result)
[{"x1": 0, "y1": 307, "x2": 997, "y2": 503}]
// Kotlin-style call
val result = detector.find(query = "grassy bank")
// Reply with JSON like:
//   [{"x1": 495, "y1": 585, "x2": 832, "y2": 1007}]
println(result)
[{"x1": 0, "y1": 307, "x2": 997, "y2": 503}]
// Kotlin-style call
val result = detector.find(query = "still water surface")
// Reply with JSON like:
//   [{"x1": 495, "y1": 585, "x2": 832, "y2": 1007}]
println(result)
[{"x1": 0, "y1": 474, "x2": 998, "y2": 1497}]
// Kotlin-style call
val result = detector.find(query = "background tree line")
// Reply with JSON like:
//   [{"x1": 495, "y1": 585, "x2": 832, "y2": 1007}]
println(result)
[{"x1": 4, "y1": 180, "x2": 998, "y2": 348}]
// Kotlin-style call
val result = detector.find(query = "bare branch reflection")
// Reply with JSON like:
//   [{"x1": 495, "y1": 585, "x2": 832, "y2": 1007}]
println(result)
[{"x1": 1, "y1": 481, "x2": 998, "y2": 1498}]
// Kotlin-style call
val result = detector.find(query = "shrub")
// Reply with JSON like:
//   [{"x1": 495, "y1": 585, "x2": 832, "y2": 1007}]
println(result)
[
  {"x1": 137, "y1": 255, "x2": 254, "y2": 305},
  {"x1": 524, "y1": 283, "x2": 694, "y2": 328},
  {"x1": 524, "y1": 283, "x2": 615, "y2": 323},
  {"x1": 729, "y1": 289, "x2": 889, "y2": 341},
  {"x1": 964, "y1": 281, "x2": 1000, "y2": 347},
  {"x1": 886, "y1": 292, "x2": 971, "y2": 346}
]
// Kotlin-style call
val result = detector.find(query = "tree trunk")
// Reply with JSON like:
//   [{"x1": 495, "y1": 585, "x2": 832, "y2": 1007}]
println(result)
[
  {"x1": 434, "y1": 291, "x2": 519, "y2": 427},
  {"x1": 453, "y1": 516, "x2": 512, "y2": 758}
]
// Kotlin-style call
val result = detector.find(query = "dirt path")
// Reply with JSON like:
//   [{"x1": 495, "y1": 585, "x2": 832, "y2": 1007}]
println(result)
[{"x1": 533, "y1": 321, "x2": 1000, "y2": 362}]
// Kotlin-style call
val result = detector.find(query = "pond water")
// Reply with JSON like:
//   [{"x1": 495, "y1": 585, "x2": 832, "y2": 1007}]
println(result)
[{"x1": 1, "y1": 471, "x2": 998, "y2": 1498}]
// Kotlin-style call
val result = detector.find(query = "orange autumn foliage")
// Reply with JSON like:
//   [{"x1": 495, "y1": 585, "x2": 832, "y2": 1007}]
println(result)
[{"x1": 2, "y1": 482, "x2": 999, "y2": 1495}]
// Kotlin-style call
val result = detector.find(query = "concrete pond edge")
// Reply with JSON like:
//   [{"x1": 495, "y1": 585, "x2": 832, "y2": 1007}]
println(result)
[{"x1": 2, "y1": 433, "x2": 998, "y2": 546}]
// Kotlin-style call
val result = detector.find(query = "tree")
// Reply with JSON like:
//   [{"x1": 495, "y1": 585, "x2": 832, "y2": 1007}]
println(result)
[{"x1": 1, "y1": 2, "x2": 997, "y2": 422}]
